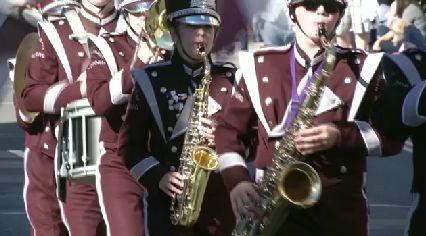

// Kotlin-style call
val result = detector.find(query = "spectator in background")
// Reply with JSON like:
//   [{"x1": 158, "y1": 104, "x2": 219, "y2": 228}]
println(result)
[
  {"x1": 373, "y1": 17, "x2": 426, "y2": 52},
  {"x1": 336, "y1": 0, "x2": 376, "y2": 49},
  {"x1": 373, "y1": 0, "x2": 426, "y2": 53},
  {"x1": 396, "y1": 0, "x2": 426, "y2": 37},
  {"x1": 254, "y1": 0, "x2": 294, "y2": 46},
  {"x1": 377, "y1": 0, "x2": 393, "y2": 37}
]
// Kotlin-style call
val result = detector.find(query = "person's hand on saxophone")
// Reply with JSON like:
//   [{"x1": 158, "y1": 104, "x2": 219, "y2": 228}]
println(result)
[
  {"x1": 295, "y1": 123, "x2": 341, "y2": 155},
  {"x1": 159, "y1": 117, "x2": 219, "y2": 197}
]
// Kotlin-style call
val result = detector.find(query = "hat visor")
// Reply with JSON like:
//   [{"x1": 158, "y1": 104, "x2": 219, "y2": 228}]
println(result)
[
  {"x1": 122, "y1": 1, "x2": 152, "y2": 13},
  {"x1": 42, "y1": 1, "x2": 81, "y2": 16},
  {"x1": 175, "y1": 15, "x2": 219, "y2": 26}
]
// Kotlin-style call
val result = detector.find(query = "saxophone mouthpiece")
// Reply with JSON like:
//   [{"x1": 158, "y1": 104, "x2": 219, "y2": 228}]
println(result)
[
  {"x1": 318, "y1": 24, "x2": 330, "y2": 48},
  {"x1": 197, "y1": 43, "x2": 206, "y2": 56},
  {"x1": 318, "y1": 24, "x2": 327, "y2": 38}
]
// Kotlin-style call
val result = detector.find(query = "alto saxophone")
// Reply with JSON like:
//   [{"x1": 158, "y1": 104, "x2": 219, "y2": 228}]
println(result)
[
  {"x1": 170, "y1": 44, "x2": 219, "y2": 226},
  {"x1": 233, "y1": 24, "x2": 336, "y2": 236}
]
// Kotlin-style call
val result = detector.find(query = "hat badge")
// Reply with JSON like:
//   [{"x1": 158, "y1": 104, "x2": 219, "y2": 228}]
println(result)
[{"x1": 191, "y1": 0, "x2": 215, "y2": 8}]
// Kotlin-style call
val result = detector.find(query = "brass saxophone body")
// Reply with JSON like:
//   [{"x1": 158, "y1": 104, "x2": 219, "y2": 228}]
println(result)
[
  {"x1": 233, "y1": 25, "x2": 337, "y2": 236},
  {"x1": 170, "y1": 44, "x2": 218, "y2": 226}
]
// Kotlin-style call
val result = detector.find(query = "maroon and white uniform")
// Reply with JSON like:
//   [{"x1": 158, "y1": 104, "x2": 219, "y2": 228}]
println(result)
[
  {"x1": 215, "y1": 45, "x2": 404, "y2": 236},
  {"x1": 21, "y1": 5, "x2": 119, "y2": 235},
  {"x1": 118, "y1": 53, "x2": 237, "y2": 235},
  {"x1": 15, "y1": 100, "x2": 69, "y2": 236},
  {"x1": 85, "y1": 27, "x2": 147, "y2": 235}
]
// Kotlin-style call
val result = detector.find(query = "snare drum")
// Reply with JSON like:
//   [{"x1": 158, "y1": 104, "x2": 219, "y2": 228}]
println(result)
[{"x1": 57, "y1": 98, "x2": 101, "y2": 184}]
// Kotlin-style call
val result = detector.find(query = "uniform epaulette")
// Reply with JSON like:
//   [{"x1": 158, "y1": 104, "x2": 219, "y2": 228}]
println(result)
[
  {"x1": 49, "y1": 17, "x2": 69, "y2": 27},
  {"x1": 104, "y1": 29, "x2": 127, "y2": 37},
  {"x1": 253, "y1": 43, "x2": 292, "y2": 56},
  {"x1": 212, "y1": 61, "x2": 237, "y2": 70},
  {"x1": 212, "y1": 62, "x2": 237, "y2": 77},
  {"x1": 144, "y1": 60, "x2": 173, "y2": 71},
  {"x1": 335, "y1": 46, "x2": 366, "y2": 56},
  {"x1": 49, "y1": 16, "x2": 67, "y2": 23}
]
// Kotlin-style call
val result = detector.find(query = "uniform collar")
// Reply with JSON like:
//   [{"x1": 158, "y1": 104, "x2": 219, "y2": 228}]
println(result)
[
  {"x1": 79, "y1": 6, "x2": 117, "y2": 26},
  {"x1": 172, "y1": 52, "x2": 204, "y2": 78},
  {"x1": 294, "y1": 43, "x2": 325, "y2": 68},
  {"x1": 182, "y1": 64, "x2": 203, "y2": 77}
]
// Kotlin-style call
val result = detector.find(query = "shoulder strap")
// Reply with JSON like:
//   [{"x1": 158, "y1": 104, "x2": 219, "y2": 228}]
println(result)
[
  {"x1": 38, "y1": 22, "x2": 73, "y2": 83},
  {"x1": 88, "y1": 35, "x2": 118, "y2": 76},
  {"x1": 64, "y1": 9, "x2": 88, "y2": 44}
]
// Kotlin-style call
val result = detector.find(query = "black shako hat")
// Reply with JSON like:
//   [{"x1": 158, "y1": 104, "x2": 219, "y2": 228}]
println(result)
[{"x1": 165, "y1": 0, "x2": 221, "y2": 26}]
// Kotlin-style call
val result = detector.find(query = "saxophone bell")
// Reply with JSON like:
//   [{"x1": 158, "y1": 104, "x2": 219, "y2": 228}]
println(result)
[{"x1": 277, "y1": 162, "x2": 322, "y2": 208}]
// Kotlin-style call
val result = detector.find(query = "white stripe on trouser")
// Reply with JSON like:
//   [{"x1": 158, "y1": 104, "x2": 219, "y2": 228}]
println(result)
[
  {"x1": 143, "y1": 191, "x2": 150, "y2": 236},
  {"x1": 58, "y1": 200, "x2": 71, "y2": 235},
  {"x1": 95, "y1": 141, "x2": 112, "y2": 236},
  {"x1": 404, "y1": 193, "x2": 420, "y2": 236},
  {"x1": 23, "y1": 148, "x2": 37, "y2": 236},
  {"x1": 362, "y1": 172, "x2": 369, "y2": 234}
]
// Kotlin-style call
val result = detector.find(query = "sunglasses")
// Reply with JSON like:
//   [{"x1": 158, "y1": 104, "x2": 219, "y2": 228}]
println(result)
[{"x1": 297, "y1": 1, "x2": 345, "y2": 14}]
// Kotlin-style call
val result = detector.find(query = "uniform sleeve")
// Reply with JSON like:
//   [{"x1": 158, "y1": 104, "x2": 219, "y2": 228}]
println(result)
[
  {"x1": 86, "y1": 46, "x2": 135, "y2": 116},
  {"x1": 215, "y1": 77, "x2": 256, "y2": 191},
  {"x1": 337, "y1": 72, "x2": 405, "y2": 157},
  {"x1": 118, "y1": 85, "x2": 167, "y2": 195},
  {"x1": 21, "y1": 27, "x2": 82, "y2": 114},
  {"x1": 402, "y1": 80, "x2": 426, "y2": 127},
  {"x1": 13, "y1": 96, "x2": 44, "y2": 134}
]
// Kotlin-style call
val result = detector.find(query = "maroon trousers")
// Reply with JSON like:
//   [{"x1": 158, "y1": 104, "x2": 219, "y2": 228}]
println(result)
[
  {"x1": 23, "y1": 147, "x2": 68, "y2": 236},
  {"x1": 61, "y1": 181, "x2": 106, "y2": 236},
  {"x1": 96, "y1": 149, "x2": 145, "y2": 236},
  {"x1": 24, "y1": 145, "x2": 106, "y2": 236}
]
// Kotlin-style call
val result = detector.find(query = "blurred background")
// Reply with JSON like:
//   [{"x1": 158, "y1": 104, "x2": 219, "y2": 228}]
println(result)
[{"x1": 0, "y1": 0, "x2": 420, "y2": 235}]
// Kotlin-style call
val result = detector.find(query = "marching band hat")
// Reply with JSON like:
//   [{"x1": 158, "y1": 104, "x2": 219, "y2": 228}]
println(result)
[
  {"x1": 116, "y1": 0, "x2": 153, "y2": 12},
  {"x1": 165, "y1": 0, "x2": 221, "y2": 26},
  {"x1": 37, "y1": 0, "x2": 81, "y2": 16}
]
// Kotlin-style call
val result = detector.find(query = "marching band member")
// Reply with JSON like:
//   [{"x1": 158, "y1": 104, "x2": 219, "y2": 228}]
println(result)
[
  {"x1": 16, "y1": 1, "x2": 77, "y2": 235},
  {"x1": 21, "y1": 0, "x2": 120, "y2": 235},
  {"x1": 214, "y1": 0, "x2": 404, "y2": 235},
  {"x1": 372, "y1": 48, "x2": 426, "y2": 236},
  {"x1": 84, "y1": 0, "x2": 157, "y2": 235},
  {"x1": 118, "y1": 0, "x2": 236, "y2": 234}
]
